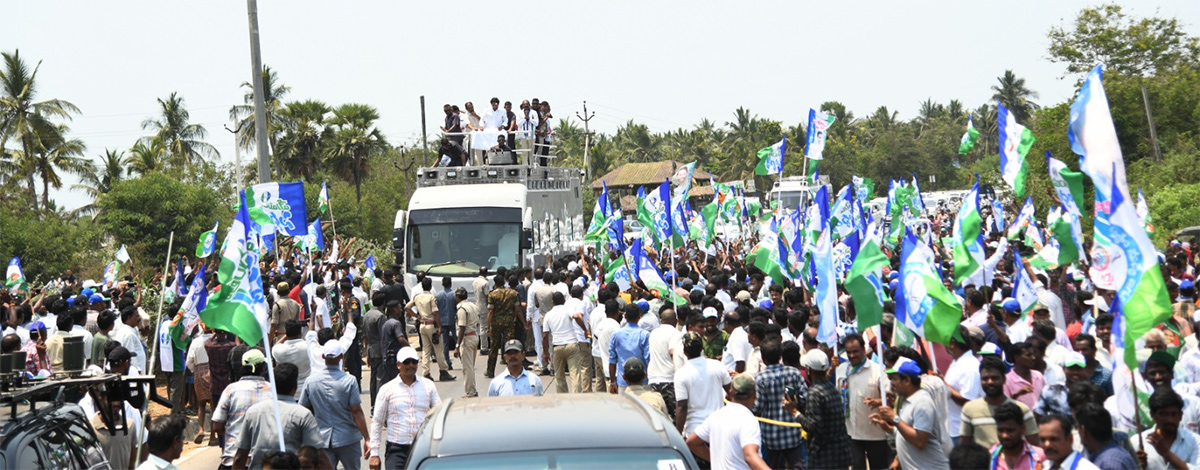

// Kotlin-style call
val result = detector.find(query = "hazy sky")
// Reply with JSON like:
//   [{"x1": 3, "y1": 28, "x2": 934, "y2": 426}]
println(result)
[{"x1": 5, "y1": 0, "x2": 1198, "y2": 210}]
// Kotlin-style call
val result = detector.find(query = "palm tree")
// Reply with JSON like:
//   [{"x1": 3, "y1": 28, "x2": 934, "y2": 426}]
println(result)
[
  {"x1": 141, "y1": 92, "x2": 218, "y2": 170},
  {"x1": 991, "y1": 70, "x2": 1040, "y2": 123},
  {"x1": 229, "y1": 65, "x2": 290, "y2": 152},
  {"x1": 945, "y1": 100, "x2": 967, "y2": 124},
  {"x1": 0, "y1": 50, "x2": 80, "y2": 211},
  {"x1": 273, "y1": 100, "x2": 330, "y2": 179},
  {"x1": 31, "y1": 124, "x2": 89, "y2": 209},
  {"x1": 125, "y1": 137, "x2": 166, "y2": 175},
  {"x1": 325, "y1": 103, "x2": 387, "y2": 204},
  {"x1": 613, "y1": 120, "x2": 660, "y2": 163},
  {"x1": 72, "y1": 148, "x2": 125, "y2": 218}
]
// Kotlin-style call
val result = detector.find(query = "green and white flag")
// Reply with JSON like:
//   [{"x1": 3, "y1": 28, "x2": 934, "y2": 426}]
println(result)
[
  {"x1": 998, "y1": 104, "x2": 1035, "y2": 198},
  {"x1": 1047, "y1": 153, "x2": 1086, "y2": 216},
  {"x1": 748, "y1": 218, "x2": 789, "y2": 287},
  {"x1": 1012, "y1": 249, "x2": 1039, "y2": 314},
  {"x1": 958, "y1": 115, "x2": 980, "y2": 155},
  {"x1": 195, "y1": 221, "x2": 220, "y2": 258},
  {"x1": 1007, "y1": 196, "x2": 1036, "y2": 240},
  {"x1": 630, "y1": 238, "x2": 686, "y2": 305},
  {"x1": 584, "y1": 184, "x2": 612, "y2": 243},
  {"x1": 755, "y1": 135, "x2": 786, "y2": 176},
  {"x1": 318, "y1": 182, "x2": 331, "y2": 215},
  {"x1": 1136, "y1": 188, "x2": 1154, "y2": 237},
  {"x1": 200, "y1": 191, "x2": 270, "y2": 347},
  {"x1": 897, "y1": 230, "x2": 963, "y2": 345},
  {"x1": 1032, "y1": 206, "x2": 1084, "y2": 270},
  {"x1": 952, "y1": 179, "x2": 985, "y2": 286},
  {"x1": 845, "y1": 223, "x2": 889, "y2": 331},
  {"x1": 1107, "y1": 177, "x2": 1172, "y2": 370},
  {"x1": 4, "y1": 257, "x2": 24, "y2": 290}
]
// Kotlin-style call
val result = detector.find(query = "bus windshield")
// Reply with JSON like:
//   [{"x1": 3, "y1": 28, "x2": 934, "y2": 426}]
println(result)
[{"x1": 408, "y1": 222, "x2": 521, "y2": 275}]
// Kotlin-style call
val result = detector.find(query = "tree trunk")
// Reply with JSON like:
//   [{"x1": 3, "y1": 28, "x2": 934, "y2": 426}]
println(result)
[
  {"x1": 42, "y1": 173, "x2": 50, "y2": 211},
  {"x1": 22, "y1": 137, "x2": 38, "y2": 212}
]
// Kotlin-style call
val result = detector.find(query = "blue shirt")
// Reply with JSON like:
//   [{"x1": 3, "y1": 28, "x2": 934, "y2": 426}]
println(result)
[
  {"x1": 488, "y1": 368, "x2": 544, "y2": 396},
  {"x1": 608, "y1": 324, "x2": 651, "y2": 387},
  {"x1": 435, "y1": 289, "x2": 456, "y2": 325},
  {"x1": 298, "y1": 365, "x2": 364, "y2": 448}
]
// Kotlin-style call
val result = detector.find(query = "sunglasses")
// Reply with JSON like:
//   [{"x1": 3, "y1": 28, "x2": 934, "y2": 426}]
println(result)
[{"x1": 401, "y1": 359, "x2": 419, "y2": 365}]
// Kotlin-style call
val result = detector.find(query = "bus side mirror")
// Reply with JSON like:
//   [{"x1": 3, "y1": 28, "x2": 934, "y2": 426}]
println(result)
[{"x1": 521, "y1": 228, "x2": 533, "y2": 249}]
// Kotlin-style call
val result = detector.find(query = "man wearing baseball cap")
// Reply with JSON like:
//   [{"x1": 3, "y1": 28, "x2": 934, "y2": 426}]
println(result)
[
  {"x1": 212, "y1": 348, "x2": 274, "y2": 470},
  {"x1": 369, "y1": 347, "x2": 440, "y2": 470},
  {"x1": 299, "y1": 340, "x2": 371, "y2": 470},
  {"x1": 872, "y1": 357, "x2": 950, "y2": 469},
  {"x1": 488, "y1": 340, "x2": 543, "y2": 397},
  {"x1": 685, "y1": 373, "x2": 769, "y2": 470}
]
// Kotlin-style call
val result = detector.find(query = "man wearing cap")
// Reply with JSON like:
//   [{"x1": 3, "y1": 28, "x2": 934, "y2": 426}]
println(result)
[
  {"x1": 488, "y1": 339, "x2": 543, "y2": 396},
  {"x1": 675, "y1": 332, "x2": 732, "y2": 436},
  {"x1": 233, "y1": 362, "x2": 327, "y2": 470},
  {"x1": 872, "y1": 357, "x2": 950, "y2": 469},
  {"x1": 685, "y1": 373, "x2": 770, "y2": 470},
  {"x1": 452, "y1": 287, "x2": 480, "y2": 398},
  {"x1": 370, "y1": 347, "x2": 441, "y2": 470},
  {"x1": 213, "y1": 349, "x2": 274, "y2": 470},
  {"x1": 271, "y1": 282, "x2": 301, "y2": 342},
  {"x1": 299, "y1": 338, "x2": 371, "y2": 470},
  {"x1": 405, "y1": 277, "x2": 453, "y2": 382},
  {"x1": 783, "y1": 349, "x2": 851, "y2": 470},
  {"x1": 960, "y1": 355, "x2": 1040, "y2": 449},
  {"x1": 622, "y1": 358, "x2": 668, "y2": 417}
]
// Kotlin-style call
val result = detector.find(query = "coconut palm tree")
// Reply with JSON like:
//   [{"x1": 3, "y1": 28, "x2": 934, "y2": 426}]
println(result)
[
  {"x1": 125, "y1": 137, "x2": 166, "y2": 175},
  {"x1": 72, "y1": 148, "x2": 125, "y2": 218},
  {"x1": 273, "y1": 100, "x2": 331, "y2": 179},
  {"x1": 325, "y1": 103, "x2": 387, "y2": 204},
  {"x1": 141, "y1": 92, "x2": 218, "y2": 169},
  {"x1": 31, "y1": 124, "x2": 89, "y2": 209},
  {"x1": 229, "y1": 65, "x2": 290, "y2": 152},
  {"x1": 991, "y1": 70, "x2": 1040, "y2": 123},
  {"x1": 0, "y1": 50, "x2": 80, "y2": 211}
]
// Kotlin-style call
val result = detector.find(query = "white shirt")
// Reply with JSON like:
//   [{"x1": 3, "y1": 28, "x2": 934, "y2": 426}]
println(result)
[
  {"x1": 588, "y1": 305, "x2": 608, "y2": 354},
  {"x1": 944, "y1": 351, "x2": 983, "y2": 438},
  {"x1": 111, "y1": 323, "x2": 146, "y2": 373},
  {"x1": 693, "y1": 403, "x2": 761, "y2": 470},
  {"x1": 483, "y1": 107, "x2": 508, "y2": 130},
  {"x1": 1036, "y1": 283, "x2": 1067, "y2": 330},
  {"x1": 515, "y1": 109, "x2": 539, "y2": 137},
  {"x1": 542, "y1": 305, "x2": 578, "y2": 346},
  {"x1": 722, "y1": 327, "x2": 751, "y2": 372},
  {"x1": 185, "y1": 332, "x2": 210, "y2": 371},
  {"x1": 1129, "y1": 427, "x2": 1200, "y2": 470},
  {"x1": 593, "y1": 318, "x2": 621, "y2": 374},
  {"x1": 156, "y1": 320, "x2": 174, "y2": 372},
  {"x1": 647, "y1": 325, "x2": 681, "y2": 384},
  {"x1": 962, "y1": 308, "x2": 988, "y2": 328},
  {"x1": 565, "y1": 298, "x2": 590, "y2": 344},
  {"x1": 675, "y1": 356, "x2": 732, "y2": 435},
  {"x1": 1048, "y1": 452, "x2": 1100, "y2": 470}
]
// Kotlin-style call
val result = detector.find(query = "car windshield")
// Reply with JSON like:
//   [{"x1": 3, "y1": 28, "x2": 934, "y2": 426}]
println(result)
[
  {"x1": 408, "y1": 222, "x2": 521, "y2": 275},
  {"x1": 416, "y1": 448, "x2": 689, "y2": 470},
  {"x1": 772, "y1": 191, "x2": 806, "y2": 210}
]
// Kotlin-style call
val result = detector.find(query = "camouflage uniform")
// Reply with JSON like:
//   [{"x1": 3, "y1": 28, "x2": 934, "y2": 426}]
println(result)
[{"x1": 486, "y1": 287, "x2": 520, "y2": 375}]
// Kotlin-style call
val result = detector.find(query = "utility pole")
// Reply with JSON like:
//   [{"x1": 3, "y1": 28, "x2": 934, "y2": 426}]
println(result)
[
  {"x1": 575, "y1": 101, "x2": 595, "y2": 181},
  {"x1": 224, "y1": 123, "x2": 246, "y2": 194},
  {"x1": 420, "y1": 96, "x2": 429, "y2": 158},
  {"x1": 246, "y1": 0, "x2": 271, "y2": 183},
  {"x1": 1141, "y1": 86, "x2": 1163, "y2": 163}
]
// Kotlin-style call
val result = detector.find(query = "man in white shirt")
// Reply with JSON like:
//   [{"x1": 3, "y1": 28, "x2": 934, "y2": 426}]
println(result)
[
  {"x1": 542, "y1": 292, "x2": 587, "y2": 393},
  {"x1": 685, "y1": 374, "x2": 771, "y2": 470},
  {"x1": 647, "y1": 308, "x2": 681, "y2": 420},
  {"x1": 961, "y1": 290, "x2": 989, "y2": 327},
  {"x1": 675, "y1": 332, "x2": 732, "y2": 436},
  {"x1": 722, "y1": 313, "x2": 751, "y2": 373},
  {"x1": 944, "y1": 325, "x2": 983, "y2": 446},
  {"x1": 482, "y1": 97, "x2": 508, "y2": 132},
  {"x1": 565, "y1": 286, "x2": 594, "y2": 392},
  {"x1": 111, "y1": 307, "x2": 147, "y2": 373},
  {"x1": 592, "y1": 300, "x2": 621, "y2": 392}
]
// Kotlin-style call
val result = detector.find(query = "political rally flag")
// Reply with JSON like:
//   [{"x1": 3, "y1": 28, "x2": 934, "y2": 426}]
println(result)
[
  {"x1": 318, "y1": 182, "x2": 331, "y2": 215},
  {"x1": 245, "y1": 182, "x2": 309, "y2": 239},
  {"x1": 958, "y1": 115, "x2": 980, "y2": 155},
  {"x1": 1107, "y1": 170, "x2": 1171, "y2": 371},
  {"x1": 196, "y1": 221, "x2": 220, "y2": 258},
  {"x1": 115, "y1": 245, "x2": 130, "y2": 263},
  {"x1": 952, "y1": 178, "x2": 985, "y2": 286},
  {"x1": 755, "y1": 135, "x2": 786, "y2": 176},
  {"x1": 200, "y1": 190, "x2": 270, "y2": 346},
  {"x1": 804, "y1": 109, "x2": 835, "y2": 161},
  {"x1": 998, "y1": 103, "x2": 1035, "y2": 198},
  {"x1": 845, "y1": 230, "x2": 889, "y2": 331},
  {"x1": 896, "y1": 229, "x2": 963, "y2": 345},
  {"x1": 1046, "y1": 152, "x2": 1085, "y2": 216}
]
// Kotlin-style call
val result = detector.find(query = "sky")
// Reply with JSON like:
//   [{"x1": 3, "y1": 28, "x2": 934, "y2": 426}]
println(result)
[{"x1": 5, "y1": 0, "x2": 1199, "y2": 211}]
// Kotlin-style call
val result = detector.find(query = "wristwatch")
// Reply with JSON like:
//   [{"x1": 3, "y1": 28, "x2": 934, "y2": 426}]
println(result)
[{"x1": 892, "y1": 416, "x2": 900, "y2": 425}]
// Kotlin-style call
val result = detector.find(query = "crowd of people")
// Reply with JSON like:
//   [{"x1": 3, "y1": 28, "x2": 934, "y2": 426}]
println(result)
[
  {"x1": 435, "y1": 97, "x2": 555, "y2": 167},
  {"x1": 3, "y1": 192, "x2": 1200, "y2": 470}
]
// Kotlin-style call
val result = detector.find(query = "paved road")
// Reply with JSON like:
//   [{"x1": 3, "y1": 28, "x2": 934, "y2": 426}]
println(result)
[{"x1": 175, "y1": 349, "x2": 566, "y2": 469}]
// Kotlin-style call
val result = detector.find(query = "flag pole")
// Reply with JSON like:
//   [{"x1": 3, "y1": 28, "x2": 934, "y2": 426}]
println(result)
[
  {"x1": 134, "y1": 231, "x2": 174, "y2": 467},
  {"x1": 874, "y1": 324, "x2": 887, "y2": 400},
  {"x1": 259, "y1": 318, "x2": 288, "y2": 451}
]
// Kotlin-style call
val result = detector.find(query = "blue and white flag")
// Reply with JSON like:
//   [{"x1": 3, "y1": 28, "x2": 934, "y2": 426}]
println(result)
[
  {"x1": 103, "y1": 262, "x2": 120, "y2": 286},
  {"x1": 364, "y1": 255, "x2": 377, "y2": 273},
  {"x1": 755, "y1": 135, "x2": 786, "y2": 176},
  {"x1": 4, "y1": 257, "x2": 23, "y2": 289},
  {"x1": 804, "y1": 109, "x2": 835, "y2": 161},
  {"x1": 245, "y1": 182, "x2": 309, "y2": 238},
  {"x1": 814, "y1": 215, "x2": 839, "y2": 347},
  {"x1": 115, "y1": 245, "x2": 130, "y2": 263},
  {"x1": 180, "y1": 264, "x2": 208, "y2": 335},
  {"x1": 299, "y1": 218, "x2": 325, "y2": 252}
]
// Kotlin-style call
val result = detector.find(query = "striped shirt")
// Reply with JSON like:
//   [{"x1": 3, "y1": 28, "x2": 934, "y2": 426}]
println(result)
[
  {"x1": 369, "y1": 375, "x2": 440, "y2": 457},
  {"x1": 212, "y1": 376, "x2": 274, "y2": 467}
]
